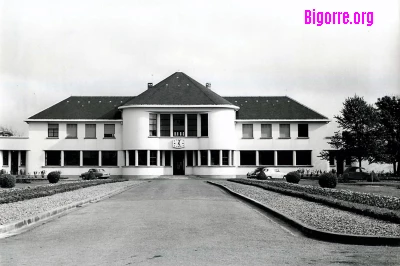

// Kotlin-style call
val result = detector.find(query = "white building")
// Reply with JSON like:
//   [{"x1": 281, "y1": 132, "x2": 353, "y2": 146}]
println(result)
[{"x1": 0, "y1": 72, "x2": 334, "y2": 178}]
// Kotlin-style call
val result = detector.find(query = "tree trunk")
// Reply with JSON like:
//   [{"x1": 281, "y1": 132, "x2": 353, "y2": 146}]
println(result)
[
  {"x1": 358, "y1": 157, "x2": 362, "y2": 168},
  {"x1": 394, "y1": 162, "x2": 397, "y2": 176}
]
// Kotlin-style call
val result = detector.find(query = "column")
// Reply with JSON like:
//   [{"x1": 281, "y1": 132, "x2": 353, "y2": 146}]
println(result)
[
  {"x1": 293, "y1": 151, "x2": 296, "y2": 166},
  {"x1": 80, "y1": 151, "x2": 83, "y2": 166},
  {"x1": 8, "y1": 151, "x2": 11, "y2": 167},
  {"x1": 193, "y1": 151, "x2": 196, "y2": 166},
  {"x1": 171, "y1": 150, "x2": 174, "y2": 166},
  {"x1": 197, "y1": 150, "x2": 201, "y2": 166},
  {"x1": 219, "y1": 150, "x2": 223, "y2": 166},
  {"x1": 157, "y1": 150, "x2": 160, "y2": 166},
  {"x1": 162, "y1": 151, "x2": 165, "y2": 166},
  {"x1": 146, "y1": 150, "x2": 150, "y2": 166},
  {"x1": 274, "y1": 151, "x2": 278, "y2": 166},
  {"x1": 207, "y1": 150, "x2": 211, "y2": 166},
  {"x1": 184, "y1": 114, "x2": 188, "y2": 137},
  {"x1": 61, "y1": 151, "x2": 64, "y2": 166},
  {"x1": 98, "y1": 151, "x2": 102, "y2": 166},
  {"x1": 228, "y1": 150, "x2": 232, "y2": 166},
  {"x1": 234, "y1": 150, "x2": 240, "y2": 166},
  {"x1": 256, "y1": 151, "x2": 259, "y2": 166},
  {"x1": 126, "y1": 151, "x2": 129, "y2": 166},
  {"x1": 157, "y1": 114, "x2": 161, "y2": 137},
  {"x1": 18, "y1": 151, "x2": 21, "y2": 167},
  {"x1": 135, "y1": 150, "x2": 138, "y2": 166},
  {"x1": 184, "y1": 151, "x2": 187, "y2": 166},
  {"x1": 170, "y1": 114, "x2": 173, "y2": 137},
  {"x1": 197, "y1": 114, "x2": 201, "y2": 137},
  {"x1": 0, "y1": 151, "x2": 3, "y2": 166}
]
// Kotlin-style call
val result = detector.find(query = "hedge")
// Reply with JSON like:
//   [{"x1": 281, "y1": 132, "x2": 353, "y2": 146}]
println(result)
[
  {"x1": 229, "y1": 179, "x2": 400, "y2": 224},
  {"x1": 0, "y1": 179, "x2": 125, "y2": 205}
]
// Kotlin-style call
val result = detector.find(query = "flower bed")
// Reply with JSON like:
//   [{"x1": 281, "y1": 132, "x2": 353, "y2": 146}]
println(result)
[
  {"x1": 0, "y1": 179, "x2": 126, "y2": 205},
  {"x1": 229, "y1": 179, "x2": 400, "y2": 224}
]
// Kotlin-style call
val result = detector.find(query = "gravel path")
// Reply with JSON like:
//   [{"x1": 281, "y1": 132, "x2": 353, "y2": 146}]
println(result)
[
  {"x1": 212, "y1": 181, "x2": 400, "y2": 237},
  {"x1": 0, "y1": 181, "x2": 146, "y2": 226}
]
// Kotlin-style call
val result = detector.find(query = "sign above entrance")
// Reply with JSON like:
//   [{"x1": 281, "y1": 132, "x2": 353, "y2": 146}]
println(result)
[{"x1": 172, "y1": 139, "x2": 185, "y2": 149}]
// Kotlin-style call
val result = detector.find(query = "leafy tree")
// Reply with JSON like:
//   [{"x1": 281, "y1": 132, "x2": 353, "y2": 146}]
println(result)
[
  {"x1": 320, "y1": 95, "x2": 378, "y2": 168},
  {"x1": 0, "y1": 126, "x2": 20, "y2": 136},
  {"x1": 374, "y1": 96, "x2": 400, "y2": 175}
]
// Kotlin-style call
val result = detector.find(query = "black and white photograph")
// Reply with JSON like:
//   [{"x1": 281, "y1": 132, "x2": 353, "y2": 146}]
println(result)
[{"x1": 0, "y1": 0, "x2": 399, "y2": 265}]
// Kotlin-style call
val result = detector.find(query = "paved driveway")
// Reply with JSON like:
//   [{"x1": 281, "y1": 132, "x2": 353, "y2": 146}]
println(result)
[{"x1": 0, "y1": 180, "x2": 399, "y2": 266}]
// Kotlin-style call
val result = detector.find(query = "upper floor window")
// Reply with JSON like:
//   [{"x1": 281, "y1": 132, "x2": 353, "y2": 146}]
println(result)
[
  {"x1": 104, "y1": 124, "x2": 115, "y2": 138},
  {"x1": 85, "y1": 124, "x2": 96, "y2": 138},
  {"x1": 149, "y1": 114, "x2": 157, "y2": 136},
  {"x1": 160, "y1": 114, "x2": 170, "y2": 136},
  {"x1": 66, "y1": 124, "x2": 77, "y2": 138},
  {"x1": 48, "y1": 124, "x2": 59, "y2": 138},
  {"x1": 187, "y1": 114, "x2": 197, "y2": 137},
  {"x1": 298, "y1": 124, "x2": 309, "y2": 138},
  {"x1": 173, "y1": 114, "x2": 185, "y2": 136},
  {"x1": 242, "y1": 124, "x2": 253, "y2": 139},
  {"x1": 279, "y1": 124, "x2": 290, "y2": 138},
  {"x1": 200, "y1": 114, "x2": 208, "y2": 137},
  {"x1": 261, "y1": 124, "x2": 272, "y2": 138}
]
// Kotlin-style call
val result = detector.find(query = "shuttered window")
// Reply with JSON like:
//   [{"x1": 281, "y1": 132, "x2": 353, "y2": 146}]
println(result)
[
  {"x1": 85, "y1": 124, "x2": 96, "y2": 138},
  {"x1": 66, "y1": 124, "x2": 77, "y2": 138},
  {"x1": 261, "y1": 124, "x2": 272, "y2": 138},
  {"x1": 242, "y1": 124, "x2": 253, "y2": 138},
  {"x1": 279, "y1": 124, "x2": 290, "y2": 138},
  {"x1": 104, "y1": 124, "x2": 115, "y2": 138}
]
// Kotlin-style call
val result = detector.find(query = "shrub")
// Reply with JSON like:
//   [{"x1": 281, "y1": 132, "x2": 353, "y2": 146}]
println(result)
[
  {"x1": 47, "y1": 171, "x2": 61, "y2": 184},
  {"x1": 285, "y1": 171, "x2": 301, "y2": 184},
  {"x1": 318, "y1": 173, "x2": 337, "y2": 188},
  {"x1": 256, "y1": 171, "x2": 267, "y2": 180},
  {"x1": 0, "y1": 174, "x2": 16, "y2": 188}
]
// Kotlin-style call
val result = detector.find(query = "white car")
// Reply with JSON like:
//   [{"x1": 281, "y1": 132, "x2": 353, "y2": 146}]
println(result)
[{"x1": 247, "y1": 167, "x2": 286, "y2": 180}]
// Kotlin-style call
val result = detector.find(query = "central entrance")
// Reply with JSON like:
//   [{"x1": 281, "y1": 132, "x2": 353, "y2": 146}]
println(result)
[{"x1": 173, "y1": 151, "x2": 185, "y2": 175}]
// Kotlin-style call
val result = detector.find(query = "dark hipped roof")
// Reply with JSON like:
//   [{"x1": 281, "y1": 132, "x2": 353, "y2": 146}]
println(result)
[
  {"x1": 223, "y1": 96, "x2": 328, "y2": 120},
  {"x1": 28, "y1": 96, "x2": 134, "y2": 120},
  {"x1": 122, "y1": 72, "x2": 233, "y2": 106}
]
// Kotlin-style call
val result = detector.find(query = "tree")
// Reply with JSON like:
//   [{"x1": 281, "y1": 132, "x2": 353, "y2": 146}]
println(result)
[
  {"x1": 320, "y1": 95, "x2": 378, "y2": 168},
  {"x1": 374, "y1": 96, "x2": 400, "y2": 175},
  {"x1": 0, "y1": 126, "x2": 21, "y2": 136}
]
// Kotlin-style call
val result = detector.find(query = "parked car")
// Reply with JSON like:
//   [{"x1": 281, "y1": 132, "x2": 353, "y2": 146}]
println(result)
[
  {"x1": 342, "y1": 167, "x2": 370, "y2": 181},
  {"x1": 247, "y1": 167, "x2": 286, "y2": 180},
  {"x1": 80, "y1": 168, "x2": 111, "y2": 180}
]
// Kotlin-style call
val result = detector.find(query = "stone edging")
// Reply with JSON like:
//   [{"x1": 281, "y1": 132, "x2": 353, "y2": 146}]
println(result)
[
  {"x1": 207, "y1": 181, "x2": 400, "y2": 246},
  {"x1": 0, "y1": 182, "x2": 145, "y2": 238}
]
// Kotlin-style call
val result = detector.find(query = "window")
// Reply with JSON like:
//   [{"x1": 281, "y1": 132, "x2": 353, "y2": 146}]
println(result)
[
  {"x1": 296, "y1": 150, "x2": 312, "y2": 165},
  {"x1": 261, "y1": 124, "x2": 272, "y2": 138},
  {"x1": 210, "y1": 150, "x2": 220, "y2": 165},
  {"x1": 85, "y1": 124, "x2": 96, "y2": 138},
  {"x1": 20, "y1": 151, "x2": 26, "y2": 166},
  {"x1": 193, "y1": 151, "x2": 198, "y2": 166},
  {"x1": 240, "y1": 151, "x2": 256, "y2": 165},
  {"x1": 138, "y1": 150, "x2": 147, "y2": 166},
  {"x1": 129, "y1": 150, "x2": 136, "y2": 166},
  {"x1": 64, "y1": 151, "x2": 80, "y2": 166},
  {"x1": 222, "y1": 150, "x2": 229, "y2": 165},
  {"x1": 277, "y1": 151, "x2": 293, "y2": 165},
  {"x1": 48, "y1": 124, "x2": 59, "y2": 138},
  {"x1": 2, "y1": 150, "x2": 9, "y2": 165},
  {"x1": 83, "y1": 151, "x2": 99, "y2": 166},
  {"x1": 149, "y1": 114, "x2": 157, "y2": 136},
  {"x1": 200, "y1": 114, "x2": 208, "y2": 137},
  {"x1": 279, "y1": 124, "x2": 290, "y2": 138},
  {"x1": 45, "y1": 151, "x2": 61, "y2": 166},
  {"x1": 160, "y1": 114, "x2": 171, "y2": 136},
  {"x1": 187, "y1": 151, "x2": 193, "y2": 166},
  {"x1": 329, "y1": 151, "x2": 335, "y2": 166},
  {"x1": 104, "y1": 124, "x2": 115, "y2": 138},
  {"x1": 298, "y1": 124, "x2": 309, "y2": 138},
  {"x1": 200, "y1": 150, "x2": 208, "y2": 165},
  {"x1": 66, "y1": 124, "x2": 77, "y2": 138},
  {"x1": 102, "y1": 151, "x2": 118, "y2": 166},
  {"x1": 187, "y1": 114, "x2": 197, "y2": 137},
  {"x1": 164, "y1": 151, "x2": 171, "y2": 166},
  {"x1": 150, "y1": 150, "x2": 157, "y2": 166},
  {"x1": 173, "y1": 114, "x2": 185, "y2": 136},
  {"x1": 259, "y1": 151, "x2": 274, "y2": 165},
  {"x1": 242, "y1": 124, "x2": 253, "y2": 138}
]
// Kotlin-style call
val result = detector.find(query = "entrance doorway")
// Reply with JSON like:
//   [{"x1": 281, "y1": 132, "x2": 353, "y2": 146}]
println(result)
[
  {"x1": 11, "y1": 151, "x2": 18, "y2": 175},
  {"x1": 173, "y1": 151, "x2": 185, "y2": 175}
]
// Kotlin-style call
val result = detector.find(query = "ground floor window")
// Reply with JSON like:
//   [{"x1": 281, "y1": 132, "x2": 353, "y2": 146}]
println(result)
[
  {"x1": 64, "y1": 151, "x2": 80, "y2": 166},
  {"x1": 46, "y1": 151, "x2": 61, "y2": 166},
  {"x1": 200, "y1": 150, "x2": 208, "y2": 166},
  {"x1": 2, "y1": 150, "x2": 9, "y2": 166},
  {"x1": 164, "y1": 151, "x2": 171, "y2": 166},
  {"x1": 83, "y1": 151, "x2": 99, "y2": 166},
  {"x1": 138, "y1": 150, "x2": 147, "y2": 166},
  {"x1": 128, "y1": 150, "x2": 136, "y2": 166},
  {"x1": 277, "y1": 151, "x2": 293, "y2": 165},
  {"x1": 222, "y1": 150, "x2": 229, "y2": 166},
  {"x1": 296, "y1": 150, "x2": 312, "y2": 166},
  {"x1": 187, "y1": 150, "x2": 194, "y2": 166},
  {"x1": 102, "y1": 151, "x2": 118, "y2": 166},
  {"x1": 240, "y1": 151, "x2": 256, "y2": 165},
  {"x1": 150, "y1": 150, "x2": 157, "y2": 166},
  {"x1": 20, "y1": 151, "x2": 26, "y2": 166},
  {"x1": 259, "y1": 151, "x2": 274, "y2": 165},
  {"x1": 210, "y1": 150, "x2": 219, "y2": 165}
]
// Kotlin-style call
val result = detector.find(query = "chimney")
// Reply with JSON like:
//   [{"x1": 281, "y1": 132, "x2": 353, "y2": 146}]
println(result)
[
  {"x1": 148, "y1": 83, "x2": 153, "y2": 89},
  {"x1": 206, "y1": 83, "x2": 211, "y2": 89}
]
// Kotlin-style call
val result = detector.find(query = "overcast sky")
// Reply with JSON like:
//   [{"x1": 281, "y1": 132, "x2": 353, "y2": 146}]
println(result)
[{"x1": 0, "y1": 0, "x2": 399, "y2": 135}]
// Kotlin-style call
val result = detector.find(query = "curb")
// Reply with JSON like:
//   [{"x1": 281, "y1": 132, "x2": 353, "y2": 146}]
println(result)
[
  {"x1": 0, "y1": 182, "x2": 145, "y2": 238},
  {"x1": 207, "y1": 181, "x2": 400, "y2": 246}
]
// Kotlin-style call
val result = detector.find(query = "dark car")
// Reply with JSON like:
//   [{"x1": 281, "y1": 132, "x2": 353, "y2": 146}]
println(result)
[
  {"x1": 79, "y1": 168, "x2": 111, "y2": 180},
  {"x1": 342, "y1": 167, "x2": 371, "y2": 180}
]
